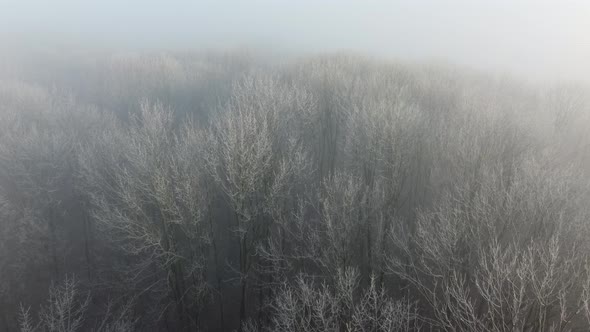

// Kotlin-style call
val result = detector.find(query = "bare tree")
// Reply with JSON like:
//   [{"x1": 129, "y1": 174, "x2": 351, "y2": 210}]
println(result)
[
  {"x1": 203, "y1": 73, "x2": 315, "y2": 325},
  {"x1": 3, "y1": 52, "x2": 590, "y2": 331},
  {"x1": 388, "y1": 160, "x2": 590, "y2": 331},
  {"x1": 254, "y1": 268, "x2": 416, "y2": 332},
  {"x1": 79, "y1": 101, "x2": 210, "y2": 330},
  {"x1": 19, "y1": 276, "x2": 136, "y2": 332}
]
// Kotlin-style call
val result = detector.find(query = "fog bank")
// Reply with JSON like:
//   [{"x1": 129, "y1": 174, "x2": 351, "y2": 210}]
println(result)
[{"x1": 2, "y1": 1, "x2": 589, "y2": 82}]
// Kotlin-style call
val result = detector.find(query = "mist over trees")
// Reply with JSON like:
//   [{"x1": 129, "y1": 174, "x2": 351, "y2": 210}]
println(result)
[{"x1": 1, "y1": 51, "x2": 590, "y2": 331}]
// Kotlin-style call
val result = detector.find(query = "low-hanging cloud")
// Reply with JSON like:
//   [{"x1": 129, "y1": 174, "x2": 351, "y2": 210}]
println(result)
[{"x1": 1, "y1": 0, "x2": 589, "y2": 82}]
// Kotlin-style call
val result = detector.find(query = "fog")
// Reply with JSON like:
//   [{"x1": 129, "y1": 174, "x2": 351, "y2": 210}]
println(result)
[
  {"x1": 3, "y1": 2, "x2": 590, "y2": 332},
  {"x1": 2, "y1": 0, "x2": 590, "y2": 82}
]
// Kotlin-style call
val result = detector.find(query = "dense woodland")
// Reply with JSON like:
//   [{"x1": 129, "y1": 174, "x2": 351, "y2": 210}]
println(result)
[{"x1": 1, "y1": 51, "x2": 590, "y2": 331}]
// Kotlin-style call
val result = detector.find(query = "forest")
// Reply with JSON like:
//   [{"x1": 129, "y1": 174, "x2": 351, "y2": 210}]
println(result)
[{"x1": 1, "y1": 51, "x2": 590, "y2": 331}]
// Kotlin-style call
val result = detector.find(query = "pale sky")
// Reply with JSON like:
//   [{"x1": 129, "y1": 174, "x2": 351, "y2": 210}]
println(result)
[{"x1": 1, "y1": 0, "x2": 589, "y2": 82}]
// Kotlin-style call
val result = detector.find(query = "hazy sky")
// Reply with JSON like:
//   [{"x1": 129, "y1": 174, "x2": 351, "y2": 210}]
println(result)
[{"x1": 1, "y1": 0, "x2": 589, "y2": 82}]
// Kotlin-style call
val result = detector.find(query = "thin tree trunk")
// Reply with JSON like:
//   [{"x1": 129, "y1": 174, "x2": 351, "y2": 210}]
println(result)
[
  {"x1": 48, "y1": 207, "x2": 60, "y2": 279},
  {"x1": 207, "y1": 194, "x2": 225, "y2": 331},
  {"x1": 83, "y1": 212, "x2": 93, "y2": 280}
]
